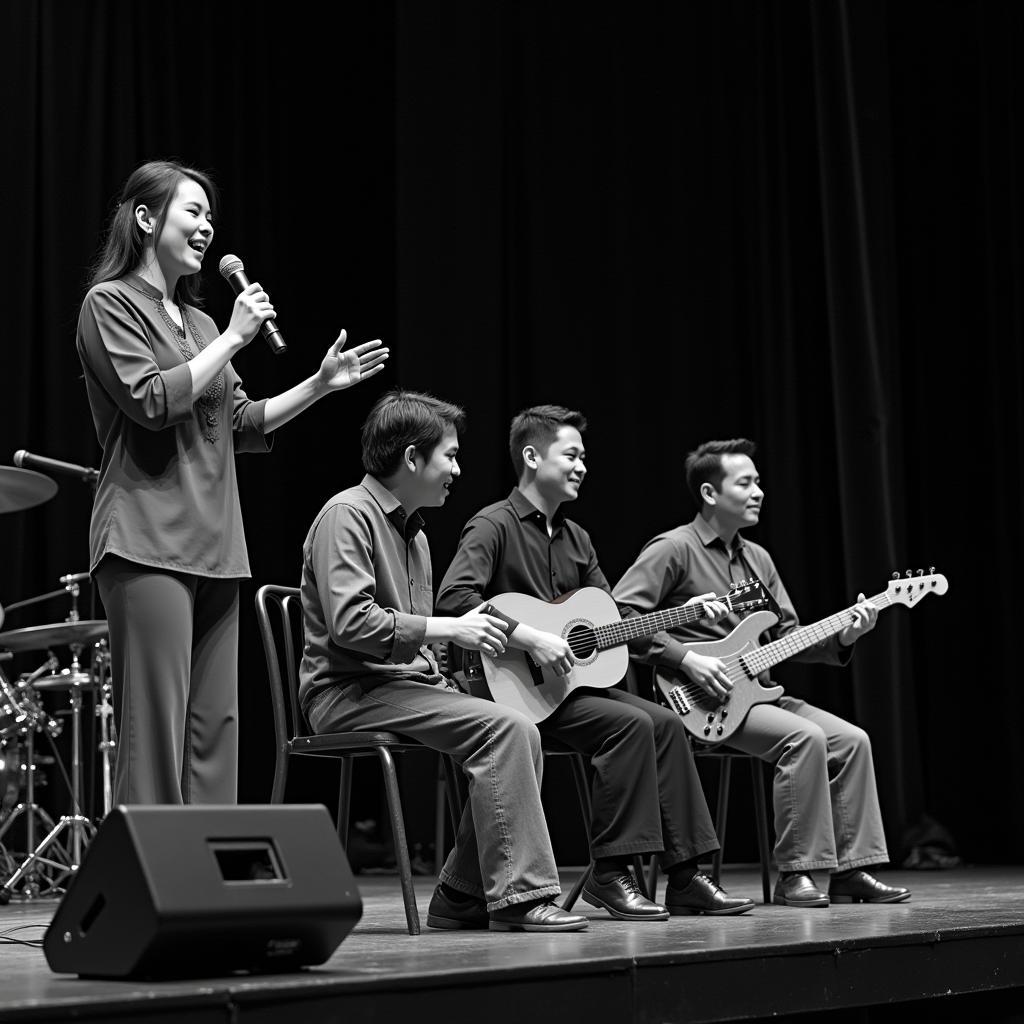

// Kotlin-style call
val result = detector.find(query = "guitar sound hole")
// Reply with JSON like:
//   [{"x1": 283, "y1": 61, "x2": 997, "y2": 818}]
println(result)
[{"x1": 566, "y1": 624, "x2": 597, "y2": 659}]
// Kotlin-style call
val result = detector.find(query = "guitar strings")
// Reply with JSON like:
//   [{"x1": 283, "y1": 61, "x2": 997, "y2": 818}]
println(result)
[
  {"x1": 665, "y1": 595, "x2": 895, "y2": 705},
  {"x1": 564, "y1": 589, "x2": 766, "y2": 657}
]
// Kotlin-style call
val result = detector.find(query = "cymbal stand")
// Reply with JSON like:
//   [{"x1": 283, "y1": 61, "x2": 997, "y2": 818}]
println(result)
[
  {"x1": 0, "y1": 646, "x2": 97, "y2": 904},
  {"x1": 92, "y1": 642, "x2": 115, "y2": 818},
  {"x1": 0, "y1": 663, "x2": 67, "y2": 902}
]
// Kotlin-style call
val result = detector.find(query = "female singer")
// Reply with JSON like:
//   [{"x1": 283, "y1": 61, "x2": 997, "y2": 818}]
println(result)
[{"x1": 77, "y1": 160, "x2": 388, "y2": 805}]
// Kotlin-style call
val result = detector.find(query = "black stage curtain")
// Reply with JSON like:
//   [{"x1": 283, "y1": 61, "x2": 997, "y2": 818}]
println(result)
[{"x1": 1, "y1": 1, "x2": 1019, "y2": 863}]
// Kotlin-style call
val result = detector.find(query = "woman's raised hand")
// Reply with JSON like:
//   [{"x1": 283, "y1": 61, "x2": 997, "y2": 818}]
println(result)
[{"x1": 317, "y1": 329, "x2": 390, "y2": 391}]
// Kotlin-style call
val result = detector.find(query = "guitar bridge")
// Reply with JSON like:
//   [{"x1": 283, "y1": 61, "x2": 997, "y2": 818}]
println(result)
[{"x1": 667, "y1": 686, "x2": 692, "y2": 716}]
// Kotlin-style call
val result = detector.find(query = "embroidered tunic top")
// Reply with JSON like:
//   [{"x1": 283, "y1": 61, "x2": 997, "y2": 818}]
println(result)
[{"x1": 76, "y1": 274, "x2": 271, "y2": 578}]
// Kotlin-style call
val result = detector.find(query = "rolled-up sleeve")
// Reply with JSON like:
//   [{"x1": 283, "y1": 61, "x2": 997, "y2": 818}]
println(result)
[
  {"x1": 227, "y1": 366, "x2": 273, "y2": 453},
  {"x1": 613, "y1": 538, "x2": 691, "y2": 668},
  {"x1": 313, "y1": 503, "x2": 427, "y2": 662},
  {"x1": 78, "y1": 288, "x2": 193, "y2": 430}
]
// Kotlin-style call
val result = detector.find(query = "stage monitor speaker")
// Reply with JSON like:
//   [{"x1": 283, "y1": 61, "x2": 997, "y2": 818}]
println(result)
[{"x1": 43, "y1": 803, "x2": 362, "y2": 979}]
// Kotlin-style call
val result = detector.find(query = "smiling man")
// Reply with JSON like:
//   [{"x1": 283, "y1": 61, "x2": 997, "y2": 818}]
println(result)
[
  {"x1": 299, "y1": 391, "x2": 587, "y2": 932},
  {"x1": 612, "y1": 438, "x2": 911, "y2": 909},
  {"x1": 435, "y1": 406, "x2": 754, "y2": 922}
]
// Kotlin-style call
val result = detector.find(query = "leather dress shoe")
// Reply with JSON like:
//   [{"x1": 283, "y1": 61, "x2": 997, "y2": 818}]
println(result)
[
  {"x1": 829, "y1": 870, "x2": 911, "y2": 904},
  {"x1": 426, "y1": 885, "x2": 489, "y2": 930},
  {"x1": 582, "y1": 872, "x2": 670, "y2": 921},
  {"x1": 489, "y1": 899, "x2": 589, "y2": 932},
  {"x1": 665, "y1": 872, "x2": 755, "y2": 916},
  {"x1": 773, "y1": 872, "x2": 829, "y2": 908}
]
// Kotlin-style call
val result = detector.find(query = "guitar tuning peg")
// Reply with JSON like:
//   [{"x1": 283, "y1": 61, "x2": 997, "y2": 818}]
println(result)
[
  {"x1": 905, "y1": 570, "x2": 913, "y2": 578},
  {"x1": 928, "y1": 566, "x2": 935, "y2": 574},
  {"x1": 891, "y1": 571, "x2": 900, "y2": 580},
  {"x1": 916, "y1": 569, "x2": 924, "y2": 576}
]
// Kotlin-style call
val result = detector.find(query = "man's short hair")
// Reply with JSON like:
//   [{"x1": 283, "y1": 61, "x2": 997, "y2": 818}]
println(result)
[
  {"x1": 684, "y1": 438, "x2": 758, "y2": 506},
  {"x1": 361, "y1": 390, "x2": 466, "y2": 476},
  {"x1": 508, "y1": 404, "x2": 588, "y2": 479}
]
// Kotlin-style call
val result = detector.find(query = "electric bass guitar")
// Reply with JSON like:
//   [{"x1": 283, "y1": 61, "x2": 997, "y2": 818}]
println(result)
[
  {"x1": 655, "y1": 569, "x2": 948, "y2": 746},
  {"x1": 471, "y1": 580, "x2": 767, "y2": 724}
]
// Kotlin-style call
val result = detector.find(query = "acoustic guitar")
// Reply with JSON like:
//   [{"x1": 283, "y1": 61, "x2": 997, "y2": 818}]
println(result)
[
  {"x1": 472, "y1": 580, "x2": 766, "y2": 724},
  {"x1": 654, "y1": 570, "x2": 948, "y2": 745}
]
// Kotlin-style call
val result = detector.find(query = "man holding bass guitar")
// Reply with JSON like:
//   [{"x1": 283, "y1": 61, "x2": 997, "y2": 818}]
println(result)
[
  {"x1": 436, "y1": 406, "x2": 755, "y2": 921},
  {"x1": 612, "y1": 438, "x2": 911, "y2": 908}
]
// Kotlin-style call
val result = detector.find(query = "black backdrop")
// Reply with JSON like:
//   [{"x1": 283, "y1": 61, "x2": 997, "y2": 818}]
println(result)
[{"x1": 1, "y1": 1, "x2": 1018, "y2": 864}]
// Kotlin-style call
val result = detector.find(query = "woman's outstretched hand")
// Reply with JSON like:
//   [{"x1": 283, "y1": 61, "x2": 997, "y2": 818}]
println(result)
[{"x1": 318, "y1": 330, "x2": 389, "y2": 391}]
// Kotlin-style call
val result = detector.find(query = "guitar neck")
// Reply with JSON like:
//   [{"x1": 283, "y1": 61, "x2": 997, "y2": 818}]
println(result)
[
  {"x1": 594, "y1": 597, "x2": 723, "y2": 651},
  {"x1": 742, "y1": 591, "x2": 892, "y2": 675}
]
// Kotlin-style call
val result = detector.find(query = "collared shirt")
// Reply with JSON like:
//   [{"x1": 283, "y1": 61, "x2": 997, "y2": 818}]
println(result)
[
  {"x1": 77, "y1": 275, "x2": 270, "y2": 577},
  {"x1": 435, "y1": 488, "x2": 610, "y2": 625},
  {"x1": 299, "y1": 474, "x2": 442, "y2": 710},
  {"x1": 611, "y1": 514, "x2": 852, "y2": 674}
]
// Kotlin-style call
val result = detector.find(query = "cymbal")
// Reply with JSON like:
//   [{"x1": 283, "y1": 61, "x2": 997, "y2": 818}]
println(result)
[
  {"x1": 0, "y1": 620, "x2": 107, "y2": 652},
  {"x1": 31, "y1": 669, "x2": 96, "y2": 691},
  {"x1": 0, "y1": 466, "x2": 58, "y2": 514}
]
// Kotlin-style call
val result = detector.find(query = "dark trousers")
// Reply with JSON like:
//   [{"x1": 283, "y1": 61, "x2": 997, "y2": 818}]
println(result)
[
  {"x1": 95, "y1": 555, "x2": 240, "y2": 805},
  {"x1": 540, "y1": 687, "x2": 719, "y2": 868}
]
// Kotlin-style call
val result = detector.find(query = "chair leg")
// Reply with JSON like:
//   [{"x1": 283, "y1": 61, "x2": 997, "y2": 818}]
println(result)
[
  {"x1": 562, "y1": 754, "x2": 595, "y2": 911},
  {"x1": 337, "y1": 759, "x2": 353, "y2": 845},
  {"x1": 270, "y1": 748, "x2": 290, "y2": 804},
  {"x1": 646, "y1": 857, "x2": 661, "y2": 903},
  {"x1": 434, "y1": 769, "x2": 446, "y2": 877},
  {"x1": 563, "y1": 862, "x2": 591, "y2": 911},
  {"x1": 377, "y1": 746, "x2": 421, "y2": 935},
  {"x1": 750, "y1": 757, "x2": 773, "y2": 904},
  {"x1": 712, "y1": 757, "x2": 732, "y2": 885}
]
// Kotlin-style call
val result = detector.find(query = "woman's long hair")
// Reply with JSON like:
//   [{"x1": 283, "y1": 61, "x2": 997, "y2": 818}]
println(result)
[{"x1": 88, "y1": 160, "x2": 219, "y2": 306}]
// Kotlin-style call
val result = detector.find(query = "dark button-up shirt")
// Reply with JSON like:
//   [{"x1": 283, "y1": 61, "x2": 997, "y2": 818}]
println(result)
[
  {"x1": 612, "y1": 514, "x2": 851, "y2": 676},
  {"x1": 299, "y1": 475, "x2": 442, "y2": 710},
  {"x1": 435, "y1": 488, "x2": 609, "y2": 624},
  {"x1": 77, "y1": 275, "x2": 270, "y2": 577}
]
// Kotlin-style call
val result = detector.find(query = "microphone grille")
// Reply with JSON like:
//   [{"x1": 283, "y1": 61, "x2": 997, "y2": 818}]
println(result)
[{"x1": 218, "y1": 254, "x2": 244, "y2": 279}]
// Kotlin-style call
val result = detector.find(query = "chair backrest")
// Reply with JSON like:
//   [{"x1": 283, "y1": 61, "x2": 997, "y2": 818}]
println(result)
[{"x1": 255, "y1": 584, "x2": 309, "y2": 745}]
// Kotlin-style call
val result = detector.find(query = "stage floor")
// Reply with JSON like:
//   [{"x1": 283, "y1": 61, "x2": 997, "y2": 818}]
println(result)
[{"x1": 2, "y1": 866, "x2": 1023, "y2": 1023}]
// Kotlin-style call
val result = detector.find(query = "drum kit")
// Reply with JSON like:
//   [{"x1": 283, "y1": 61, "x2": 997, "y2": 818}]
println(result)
[{"x1": 0, "y1": 464, "x2": 113, "y2": 903}]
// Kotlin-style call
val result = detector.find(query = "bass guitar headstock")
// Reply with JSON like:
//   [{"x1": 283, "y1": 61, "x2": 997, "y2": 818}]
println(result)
[
  {"x1": 723, "y1": 577, "x2": 770, "y2": 615},
  {"x1": 885, "y1": 568, "x2": 948, "y2": 607}
]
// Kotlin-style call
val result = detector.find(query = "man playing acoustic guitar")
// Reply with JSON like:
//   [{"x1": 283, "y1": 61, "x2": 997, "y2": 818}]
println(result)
[
  {"x1": 435, "y1": 406, "x2": 754, "y2": 921},
  {"x1": 612, "y1": 438, "x2": 910, "y2": 908}
]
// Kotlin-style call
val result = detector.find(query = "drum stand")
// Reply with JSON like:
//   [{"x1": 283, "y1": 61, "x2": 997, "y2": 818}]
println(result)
[
  {"x1": 0, "y1": 648, "x2": 96, "y2": 904},
  {"x1": 0, "y1": 667, "x2": 68, "y2": 901}
]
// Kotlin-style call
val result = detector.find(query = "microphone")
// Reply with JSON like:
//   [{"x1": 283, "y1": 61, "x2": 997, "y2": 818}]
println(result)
[
  {"x1": 217, "y1": 254, "x2": 287, "y2": 355},
  {"x1": 13, "y1": 450, "x2": 99, "y2": 484}
]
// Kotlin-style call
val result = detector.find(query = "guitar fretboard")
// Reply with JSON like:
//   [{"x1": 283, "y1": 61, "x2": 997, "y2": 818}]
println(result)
[
  {"x1": 593, "y1": 601, "x2": 716, "y2": 651},
  {"x1": 740, "y1": 592, "x2": 891, "y2": 676}
]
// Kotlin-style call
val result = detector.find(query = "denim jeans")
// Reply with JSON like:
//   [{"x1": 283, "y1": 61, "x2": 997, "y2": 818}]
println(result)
[
  {"x1": 307, "y1": 678, "x2": 562, "y2": 911},
  {"x1": 726, "y1": 695, "x2": 890, "y2": 872}
]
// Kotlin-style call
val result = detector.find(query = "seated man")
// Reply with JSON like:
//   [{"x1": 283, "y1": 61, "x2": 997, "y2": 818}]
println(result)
[
  {"x1": 299, "y1": 390, "x2": 587, "y2": 932},
  {"x1": 436, "y1": 405, "x2": 754, "y2": 920},
  {"x1": 612, "y1": 438, "x2": 910, "y2": 908}
]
